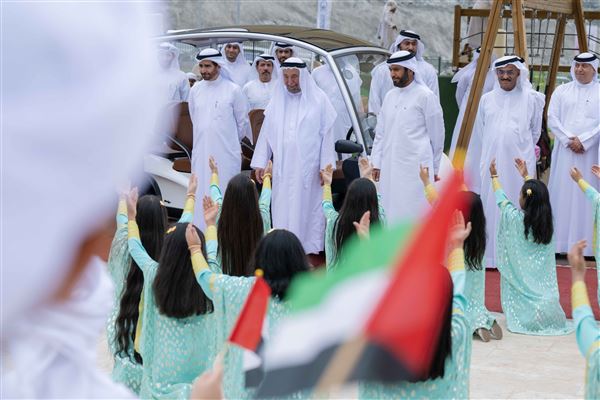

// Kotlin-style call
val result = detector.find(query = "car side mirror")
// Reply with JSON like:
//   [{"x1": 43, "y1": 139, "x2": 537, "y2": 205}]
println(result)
[{"x1": 335, "y1": 139, "x2": 363, "y2": 154}]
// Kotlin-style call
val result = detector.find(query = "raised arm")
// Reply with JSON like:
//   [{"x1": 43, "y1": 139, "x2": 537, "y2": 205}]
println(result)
[
  {"x1": 547, "y1": 88, "x2": 573, "y2": 148},
  {"x1": 208, "y1": 156, "x2": 223, "y2": 207},
  {"x1": 567, "y1": 241, "x2": 600, "y2": 359},
  {"x1": 179, "y1": 173, "x2": 197, "y2": 223},
  {"x1": 259, "y1": 160, "x2": 273, "y2": 231},
  {"x1": 187, "y1": 223, "x2": 216, "y2": 300},
  {"x1": 419, "y1": 164, "x2": 439, "y2": 205},
  {"x1": 127, "y1": 188, "x2": 158, "y2": 274},
  {"x1": 320, "y1": 164, "x2": 338, "y2": 221},
  {"x1": 202, "y1": 196, "x2": 220, "y2": 271},
  {"x1": 490, "y1": 160, "x2": 511, "y2": 210},
  {"x1": 570, "y1": 167, "x2": 600, "y2": 206}
]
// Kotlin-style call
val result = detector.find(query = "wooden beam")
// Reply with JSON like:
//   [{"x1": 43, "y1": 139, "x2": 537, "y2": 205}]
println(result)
[
  {"x1": 453, "y1": 0, "x2": 505, "y2": 169},
  {"x1": 453, "y1": 5, "x2": 462, "y2": 69},
  {"x1": 459, "y1": 9, "x2": 599, "y2": 19},
  {"x1": 522, "y1": 0, "x2": 573, "y2": 14},
  {"x1": 544, "y1": 14, "x2": 567, "y2": 118},
  {"x1": 512, "y1": 0, "x2": 529, "y2": 64},
  {"x1": 573, "y1": 0, "x2": 588, "y2": 52}
]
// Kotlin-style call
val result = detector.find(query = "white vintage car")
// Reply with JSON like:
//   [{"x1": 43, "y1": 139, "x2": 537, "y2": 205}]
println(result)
[{"x1": 146, "y1": 25, "x2": 452, "y2": 218}]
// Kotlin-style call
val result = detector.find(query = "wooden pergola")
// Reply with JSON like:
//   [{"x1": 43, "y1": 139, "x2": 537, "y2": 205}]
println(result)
[{"x1": 452, "y1": 0, "x2": 596, "y2": 168}]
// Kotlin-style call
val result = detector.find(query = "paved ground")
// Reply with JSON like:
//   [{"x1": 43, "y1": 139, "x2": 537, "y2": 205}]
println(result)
[{"x1": 97, "y1": 312, "x2": 590, "y2": 399}]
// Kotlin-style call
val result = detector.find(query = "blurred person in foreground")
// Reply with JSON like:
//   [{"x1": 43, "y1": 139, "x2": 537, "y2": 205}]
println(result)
[{"x1": 1, "y1": 2, "x2": 163, "y2": 397}]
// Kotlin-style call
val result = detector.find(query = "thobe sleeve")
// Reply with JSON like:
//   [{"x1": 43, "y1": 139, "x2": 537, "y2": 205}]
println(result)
[
  {"x1": 188, "y1": 86, "x2": 197, "y2": 122},
  {"x1": 425, "y1": 67, "x2": 440, "y2": 98},
  {"x1": 179, "y1": 78, "x2": 190, "y2": 102},
  {"x1": 455, "y1": 77, "x2": 469, "y2": 107},
  {"x1": 370, "y1": 101, "x2": 386, "y2": 168},
  {"x1": 474, "y1": 103, "x2": 486, "y2": 172},
  {"x1": 368, "y1": 67, "x2": 384, "y2": 114},
  {"x1": 529, "y1": 92, "x2": 545, "y2": 146},
  {"x1": 259, "y1": 175, "x2": 272, "y2": 231},
  {"x1": 178, "y1": 194, "x2": 195, "y2": 223},
  {"x1": 425, "y1": 93, "x2": 445, "y2": 175},
  {"x1": 250, "y1": 123, "x2": 272, "y2": 169},
  {"x1": 547, "y1": 87, "x2": 572, "y2": 148},
  {"x1": 232, "y1": 87, "x2": 252, "y2": 142},
  {"x1": 572, "y1": 281, "x2": 600, "y2": 358},
  {"x1": 127, "y1": 220, "x2": 158, "y2": 275},
  {"x1": 319, "y1": 100, "x2": 336, "y2": 170}
]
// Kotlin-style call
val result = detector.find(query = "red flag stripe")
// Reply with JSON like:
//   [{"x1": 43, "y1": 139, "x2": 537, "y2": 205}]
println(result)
[{"x1": 228, "y1": 276, "x2": 272, "y2": 351}]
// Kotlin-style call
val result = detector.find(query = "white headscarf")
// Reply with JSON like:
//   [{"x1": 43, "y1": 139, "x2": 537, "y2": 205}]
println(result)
[
  {"x1": 271, "y1": 41, "x2": 296, "y2": 64},
  {"x1": 2, "y1": 1, "x2": 161, "y2": 398},
  {"x1": 249, "y1": 53, "x2": 279, "y2": 82},
  {"x1": 158, "y1": 42, "x2": 181, "y2": 71},
  {"x1": 195, "y1": 47, "x2": 233, "y2": 82},
  {"x1": 390, "y1": 30, "x2": 426, "y2": 60},
  {"x1": 221, "y1": 41, "x2": 248, "y2": 67},
  {"x1": 386, "y1": 50, "x2": 425, "y2": 86},
  {"x1": 451, "y1": 47, "x2": 497, "y2": 83},
  {"x1": 571, "y1": 52, "x2": 599, "y2": 84}
]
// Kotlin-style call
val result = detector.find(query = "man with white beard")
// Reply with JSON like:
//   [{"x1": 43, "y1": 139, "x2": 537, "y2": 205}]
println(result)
[
  {"x1": 251, "y1": 57, "x2": 336, "y2": 254},
  {"x1": 189, "y1": 48, "x2": 251, "y2": 229},
  {"x1": 449, "y1": 47, "x2": 497, "y2": 193},
  {"x1": 221, "y1": 42, "x2": 252, "y2": 87},
  {"x1": 548, "y1": 53, "x2": 600, "y2": 256},
  {"x1": 242, "y1": 53, "x2": 278, "y2": 110},
  {"x1": 371, "y1": 50, "x2": 445, "y2": 224},
  {"x1": 474, "y1": 55, "x2": 544, "y2": 266},
  {"x1": 369, "y1": 30, "x2": 439, "y2": 114},
  {"x1": 157, "y1": 42, "x2": 190, "y2": 102}
]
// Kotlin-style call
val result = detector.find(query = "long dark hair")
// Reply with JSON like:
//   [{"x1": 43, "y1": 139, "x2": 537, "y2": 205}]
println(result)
[
  {"x1": 115, "y1": 195, "x2": 167, "y2": 363},
  {"x1": 333, "y1": 178, "x2": 380, "y2": 263},
  {"x1": 521, "y1": 180, "x2": 553, "y2": 245},
  {"x1": 423, "y1": 276, "x2": 453, "y2": 381},
  {"x1": 218, "y1": 174, "x2": 264, "y2": 277},
  {"x1": 248, "y1": 229, "x2": 310, "y2": 300},
  {"x1": 153, "y1": 223, "x2": 214, "y2": 318},
  {"x1": 456, "y1": 191, "x2": 486, "y2": 271}
]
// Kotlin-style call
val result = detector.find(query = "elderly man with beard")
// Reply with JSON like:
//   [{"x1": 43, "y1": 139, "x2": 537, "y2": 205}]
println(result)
[
  {"x1": 242, "y1": 53, "x2": 278, "y2": 110},
  {"x1": 251, "y1": 57, "x2": 336, "y2": 254},
  {"x1": 371, "y1": 50, "x2": 445, "y2": 224},
  {"x1": 473, "y1": 55, "x2": 544, "y2": 267}
]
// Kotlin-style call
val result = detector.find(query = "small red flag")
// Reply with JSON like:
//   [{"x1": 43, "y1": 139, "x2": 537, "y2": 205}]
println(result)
[
  {"x1": 228, "y1": 273, "x2": 272, "y2": 351},
  {"x1": 365, "y1": 170, "x2": 465, "y2": 377}
]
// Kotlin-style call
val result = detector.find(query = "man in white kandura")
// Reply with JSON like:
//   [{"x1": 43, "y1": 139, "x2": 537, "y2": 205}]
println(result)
[
  {"x1": 189, "y1": 48, "x2": 251, "y2": 229},
  {"x1": 251, "y1": 57, "x2": 336, "y2": 254},
  {"x1": 157, "y1": 42, "x2": 190, "y2": 102},
  {"x1": 242, "y1": 53, "x2": 279, "y2": 110},
  {"x1": 548, "y1": 52, "x2": 600, "y2": 255},
  {"x1": 449, "y1": 47, "x2": 497, "y2": 193},
  {"x1": 371, "y1": 50, "x2": 445, "y2": 224},
  {"x1": 272, "y1": 42, "x2": 295, "y2": 67},
  {"x1": 369, "y1": 29, "x2": 439, "y2": 114},
  {"x1": 474, "y1": 55, "x2": 544, "y2": 266},
  {"x1": 221, "y1": 42, "x2": 252, "y2": 87}
]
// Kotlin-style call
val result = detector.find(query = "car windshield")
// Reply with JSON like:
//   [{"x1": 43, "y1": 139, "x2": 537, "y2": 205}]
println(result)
[{"x1": 333, "y1": 52, "x2": 387, "y2": 154}]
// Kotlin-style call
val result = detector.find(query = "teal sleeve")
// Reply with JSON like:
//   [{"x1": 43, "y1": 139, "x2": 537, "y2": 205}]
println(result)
[
  {"x1": 210, "y1": 183, "x2": 223, "y2": 223},
  {"x1": 495, "y1": 187, "x2": 514, "y2": 211},
  {"x1": 377, "y1": 193, "x2": 386, "y2": 226},
  {"x1": 322, "y1": 199, "x2": 339, "y2": 221},
  {"x1": 195, "y1": 269, "x2": 216, "y2": 301},
  {"x1": 116, "y1": 214, "x2": 128, "y2": 226},
  {"x1": 206, "y1": 238, "x2": 221, "y2": 273},
  {"x1": 179, "y1": 211, "x2": 193, "y2": 224},
  {"x1": 450, "y1": 269, "x2": 468, "y2": 314},
  {"x1": 574, "y1": 304, "x2": 600, "y2": 358},
  {"x1": 584, "y1": 185, "x2": 600, "y2": 206},
  {"x1": 127, "y1": 237, "x2": 158, "y2": 274},
  {"x1": 259, "y1": 185, "x2": 272, "y2": 232}
]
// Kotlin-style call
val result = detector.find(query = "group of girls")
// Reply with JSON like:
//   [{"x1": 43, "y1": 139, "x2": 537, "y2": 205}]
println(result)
[{"x1": 105, "y1": 151, "x2": 599, "y2": 399}]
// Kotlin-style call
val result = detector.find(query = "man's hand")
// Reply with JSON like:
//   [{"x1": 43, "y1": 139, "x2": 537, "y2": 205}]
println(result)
[
  {"x1": 127, "y1": 187, "x2": 139, "y2": 220},
  {"x1": 320, "y1": 164, "x2": 334, "y2": 186},
  {"x1": 254, "y1": 168, "x2": 264, "y2": 184},
  {"x1": 372, "y1": 168, "x2": 381, "y2": 182},
  {"x1": 358, "y1": 157, "x2": 374, "y2": 181},
  {"x1": 514, "y1": 158, "x2": 529, "y2": 179},
  {"x1": 567, "y1": 240, "x2": 587, "y2": 284},
  {"x1": 209, "y1": 156, "x2": 218, "y2": 175},
  {"x1": 570, "y1": 167, "x2": 583, "y2": 183},
  {"x1": 592, "y1": 165, "x2": 600, "y2": 179},
  {"x1": 187, "y1": 173, "x2": 198, "y2": 196},
  {"x1": 353, "y1": 210, "x2": 371, "y2": 240},
  {"x1": 489, "y1": 159, "x2": 497, "y2": 177},
  {"x1": 568, "y1": 137, "x2": 584, "y2": 154},
  {"x1": 203, "y1": 196, "x2": 219, "y2": 227},
  {"x1": 419, "y1": 164, "x2": 430, "y2": 186}
]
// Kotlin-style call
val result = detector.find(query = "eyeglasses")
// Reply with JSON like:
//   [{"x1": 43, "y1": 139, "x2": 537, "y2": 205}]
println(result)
[{"x1": 496, "y1": 69, "x2": 517, "y2": 77}]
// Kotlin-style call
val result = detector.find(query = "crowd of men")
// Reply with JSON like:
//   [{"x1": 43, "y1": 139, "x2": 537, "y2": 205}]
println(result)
[{"x1": 158, "y1": 30, "x2": 599, "y2": 268}]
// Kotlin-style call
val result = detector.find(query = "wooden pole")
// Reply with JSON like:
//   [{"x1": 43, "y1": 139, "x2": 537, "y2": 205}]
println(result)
[
  {"x1": 573, "y1": 0, "x2": 589, "y2": 52},
  {"x1": 453, "y1": 5, "x2": 462, "y2": 70},
  {"x1": 512, "y1": 0, "x2": 529, "y2": 64},
  {"x1": 452, "y1": 0, "x2": 505, "y2": 169},
  {"x1": 544, "y1": 14, "x2": 567, "y2": 118}
]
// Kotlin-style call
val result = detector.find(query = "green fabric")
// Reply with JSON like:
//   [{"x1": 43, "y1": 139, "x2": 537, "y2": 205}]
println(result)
[
  {"x1": 464, "y1": 266, "x2": 495, "y2": 331},
  {"x1": 582, "y1": 184, "x2": 600, "y2": 307},
  {"x1": 495, "y1": 188, "x2": 574, "y2": 335}
]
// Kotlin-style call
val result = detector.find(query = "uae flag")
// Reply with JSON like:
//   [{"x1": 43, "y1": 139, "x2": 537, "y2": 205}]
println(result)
[
  {"x1": 255, "y1": 171, "x2": 465, "y2": 398},
  {"x1": 227, "y1": 272, "x2": 271, "y2": 388}
]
